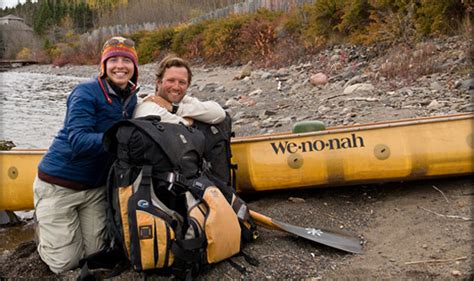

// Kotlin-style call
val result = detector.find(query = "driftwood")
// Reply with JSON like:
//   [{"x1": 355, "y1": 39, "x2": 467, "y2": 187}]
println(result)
[{"x1": 405, "y1": 256, "x2": 467, "y2": 265}]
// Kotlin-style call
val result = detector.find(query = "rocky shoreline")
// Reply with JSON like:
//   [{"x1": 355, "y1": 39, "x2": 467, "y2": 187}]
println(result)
[{"x1": 12, "y1": 36, "x2": 473, "y2": 137}]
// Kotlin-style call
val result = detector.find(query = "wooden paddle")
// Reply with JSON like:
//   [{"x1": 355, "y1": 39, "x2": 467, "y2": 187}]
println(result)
[{"x1": 249, "y1": 210, "x2": 363, "y2": 254}]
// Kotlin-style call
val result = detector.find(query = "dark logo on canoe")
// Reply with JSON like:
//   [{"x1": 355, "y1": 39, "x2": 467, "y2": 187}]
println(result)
[{"x1": 270, "y1": 133, "x2": 365, "y2": 155}]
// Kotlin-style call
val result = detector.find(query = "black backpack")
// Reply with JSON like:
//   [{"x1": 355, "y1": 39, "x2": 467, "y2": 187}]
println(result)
[
  {"x1": 93, "y1": 116, "x2": 257, "y2": 279},
  {"x1": 193, "y1": 112, "x2": 236, "y2": 189}
]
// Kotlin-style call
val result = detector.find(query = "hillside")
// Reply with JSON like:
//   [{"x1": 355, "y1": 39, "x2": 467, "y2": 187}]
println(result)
[{"x1": 1, "y1": 1, "x2": 471, "y2": 68}]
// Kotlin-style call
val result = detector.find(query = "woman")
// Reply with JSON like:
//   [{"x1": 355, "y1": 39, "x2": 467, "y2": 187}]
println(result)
[{"x1": 33, "y1": 36, "x2": 139, "y2": 274}]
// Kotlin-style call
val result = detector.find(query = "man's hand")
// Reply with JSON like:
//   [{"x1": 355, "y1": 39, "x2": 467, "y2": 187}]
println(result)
[
  {"x1": 183, "y1": 117, "x2": 194, "y2": 125},
  {"x1": 145, "y1": 95, "x2": 172, "y2": 112},
  {"x1": 145, "y1": 95, "x2": 194, "y2": 125}
]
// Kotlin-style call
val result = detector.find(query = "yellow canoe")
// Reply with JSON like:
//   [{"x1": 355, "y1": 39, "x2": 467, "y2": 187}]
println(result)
[
  {"x1": 233, "y1": 113, "x2": 473, "y2": 192},
  {"x1": 1, "y1": 113, "x2": 473, "y2": 211}
]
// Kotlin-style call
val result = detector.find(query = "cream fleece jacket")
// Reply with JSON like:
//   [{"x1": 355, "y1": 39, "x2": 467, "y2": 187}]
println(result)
[{"x1": 133, "y1": 95, "x2": 226, "y2": 125}]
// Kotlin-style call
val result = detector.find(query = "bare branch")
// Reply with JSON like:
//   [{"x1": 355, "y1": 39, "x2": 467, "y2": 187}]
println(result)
[
  {"x1": 432, "y1": 185, "x2": 449, "y2": 203},
  {"x1": 420, "y1": 207, "x2": 471, "y2": 221}
]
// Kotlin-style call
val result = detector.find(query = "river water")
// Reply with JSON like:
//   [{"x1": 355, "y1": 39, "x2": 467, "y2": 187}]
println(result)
[
  {"x1": 1, "y1": 71, "x2": 89, "y2": 253},
  {"x1": 0, "y1": 71, "x2": 88, "y2": 148}
]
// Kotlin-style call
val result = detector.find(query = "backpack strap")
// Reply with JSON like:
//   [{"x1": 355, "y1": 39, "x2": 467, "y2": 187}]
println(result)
[
  {"x1": 130, "y1": 118, "x2": 205, "y2": 169},
  {"x1": 170, "y1": 222, "x2": 206, "y2": 280},
  {"x1": 226, "y1": 250, "x2": 260, "y2": 276},
  {"x1": 78, "y1": 247, "x2": 129, "y2": 281},
  {"x1": 104, "y1": 116, "x2": 205, "y2": 171},
  {"x1": 127, "y1": 165, "x2": 183, "y2": 271}
]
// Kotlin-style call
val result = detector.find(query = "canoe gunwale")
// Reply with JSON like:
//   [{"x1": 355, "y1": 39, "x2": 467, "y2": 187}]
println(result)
[
  {"x1": 231, "y1": 113, "x2": 474, "y2": 144},
  {"x1": 0, "y1": 149, "x2": 46, "y2": 154},
  {"x1": 2, "y1": 113, "x2": 472, "y2": 150}
]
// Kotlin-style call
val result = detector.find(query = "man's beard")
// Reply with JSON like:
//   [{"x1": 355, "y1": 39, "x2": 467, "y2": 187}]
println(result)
[{"x1": 158, "y1": 87, "x2": 184, "y2": 103}]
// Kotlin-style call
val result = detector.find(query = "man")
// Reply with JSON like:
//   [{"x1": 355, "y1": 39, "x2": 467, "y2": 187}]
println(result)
[
  {"x1": 133, "y1": 55, "x2": 225, "y2": 124},
  {"x1": 34, "y1": 36, "x2": 139, "y2": 274},
  {"x1": 133, "y1": 55, "x2": 232, "y2": 185}
]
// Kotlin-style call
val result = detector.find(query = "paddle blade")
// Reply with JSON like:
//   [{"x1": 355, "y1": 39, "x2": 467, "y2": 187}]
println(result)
[
  {"x1": 273, "y1": 219, "x2": 363, "y2": 254},
  {"x1": 249, "y1": 210, "x2": 363, "y2": 254}
]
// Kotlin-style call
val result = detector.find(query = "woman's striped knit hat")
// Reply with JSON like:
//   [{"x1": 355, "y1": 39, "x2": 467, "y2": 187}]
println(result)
[{"x1": 99, "y1": 36, "x2": 139, "y2": 87}]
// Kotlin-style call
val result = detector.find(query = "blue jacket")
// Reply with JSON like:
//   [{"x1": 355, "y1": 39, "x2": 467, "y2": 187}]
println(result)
[{"x1": 38, "y1": 78, "x2": 138, "y2": 188}]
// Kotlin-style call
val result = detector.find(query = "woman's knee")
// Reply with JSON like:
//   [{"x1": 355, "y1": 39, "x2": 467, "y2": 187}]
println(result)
[{"x1": 38, "y1": 242, "x2": 83, "y2": 274}]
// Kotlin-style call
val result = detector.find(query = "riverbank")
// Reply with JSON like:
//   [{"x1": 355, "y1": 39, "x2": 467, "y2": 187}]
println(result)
[
  {"x1": 1, "y1": 35, "x2": 473, "y2": 280},
  {"x1": 12, "y1": 36, "x2": 473, "y2": 138}
]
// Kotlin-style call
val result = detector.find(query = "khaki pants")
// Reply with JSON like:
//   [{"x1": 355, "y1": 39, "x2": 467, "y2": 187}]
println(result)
[{"x1": 33, "y1": 176, "x2": 107, "y2": 274}]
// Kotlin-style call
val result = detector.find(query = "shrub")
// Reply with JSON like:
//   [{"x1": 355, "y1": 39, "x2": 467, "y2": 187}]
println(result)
[
  {"x1": 307, "y1": 0, "x2": 346, "y2": 42},
  {"x1": 16, "y1": 48, "x2": 32, "y2": 60},
  {"x1": 283, "y1": 0, "x2": 345, "y2": 49},
  {"x1": 379, "y1": 42, "x2": 438, "y2": 82},
  {"x1": 236, "y1": 9, "x2": 281, "y2": 63},
  {"x1": 171, "y1": 22, "x2": 207, "y2": 57},
  {"x1": 337, "y1": 0, "x2": 372, "y2": 40},
  {"x1": 50, "y1": 43, "x2": 73, "y2": 66},
  {"x1": 361, "y1": 0, "x2": 417, "y2": 45},
  {"x1": 240, "y1": 17, "x2": 277, "y2": 60},
  {"x1": 283, "y1": 4, "x2": 308, "y2": 37},
  {"x1": 137, "y1": 27, "x2": 177, "y2": 64},
  {"x1": 201, "y1": 14, "x2": 251, "y2": 64},
  {"x1": 128, "y1": 30, "x2": 149, "y2": 47},
  {"x1": 34, "y1": 49, "x2": 52, "y2": 64},
  {"x1": 415, "y1": 0, "x2": 466, "y2": 36},
  {"x1": 75, "y1": 39, "x2": 101, "y2": 65},
  {"x1": 266, "y1": 36, "x2": 307, "y2": 67}
]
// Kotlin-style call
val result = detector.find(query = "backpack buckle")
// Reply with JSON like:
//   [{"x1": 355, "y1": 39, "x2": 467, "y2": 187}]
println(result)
[{"x1": 166, "y1": 172, "x2": 187, "y2": 195}]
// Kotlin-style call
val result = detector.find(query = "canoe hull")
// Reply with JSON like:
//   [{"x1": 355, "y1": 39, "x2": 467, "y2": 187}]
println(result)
[
  {"x1": 1, "y1": 113, "x2": 473, "y2": 211},
  {"x1": 233, "y1": 114, "x2": 473, "y2": 192},
  {"x1": 0, "y1": 151, "x2": 44, "y2": 211}
]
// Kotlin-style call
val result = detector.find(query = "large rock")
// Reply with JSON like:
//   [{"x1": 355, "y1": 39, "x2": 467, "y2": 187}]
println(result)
[
  {"x1": 429, "y1": 81, "x2": 443, "y2": 91},
  {"x1": 454, "y1": 78, "x2": 474, "y2": 91},
  {"x1": 198, "y1": 82, "x2": 218, "y2": 92},
  {"x1": 233, "y1": 61, "x2": 252, "y2": 80},
  {"x1": 0, "y1": 140, "x2": 16, "y2": 150},
  {"x1": 344, "y1": 74, "x2": 367, "y2": 88},
  {"x1": 249, "y1": 89, "x2": 263, "y2": 96},
  {"x1": 225, "y1": 98, "x2": 240, "y2": 107},
  {"x1": 260, "y1": 71, "x2": 272, "y2": 79},
  {"x1": 0, "y1": 211, "x2": 20, "y2": 225},
  {"x1": 310, "y1": 73, "x2": 328, "y2": 86},
  {"x1": 427, "y1": 100, "x2": 441, "y2": 109},
  {"x1": 343, "y1": 83, "x2": 375, "y2": 95}
]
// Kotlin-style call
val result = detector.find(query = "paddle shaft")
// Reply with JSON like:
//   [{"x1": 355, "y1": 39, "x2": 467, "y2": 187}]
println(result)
[{"x1": 249, "y1": 210, "x2": 280, "y2": 230}]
